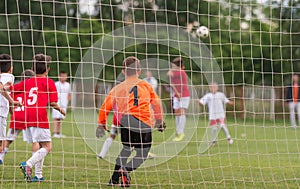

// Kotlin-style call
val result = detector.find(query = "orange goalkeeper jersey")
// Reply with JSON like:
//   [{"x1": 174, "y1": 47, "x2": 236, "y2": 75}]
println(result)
[{"x1": 98, "y1": 76, "x2": 164, "y2": 128}]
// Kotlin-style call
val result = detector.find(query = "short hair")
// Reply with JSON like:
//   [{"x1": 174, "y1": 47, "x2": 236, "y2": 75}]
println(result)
[
  {"x1": 0, "y1": 54, "x2": 12, "y2": 73},
  {"x1": 32, "y1": 54, "x2": 52, "y2": 74},
  {"x1": 172, "y1": 57, "x2": 184, "y2": 68},
  {"x1": 122, "y1": 56, "x2": 140, "y2": 76},
  {"x1": 21, "y1": 69, "x2": 35, "y2": 80},
  {"x1": 59, "y1": 70, "x2": 67, "y2": 75}
]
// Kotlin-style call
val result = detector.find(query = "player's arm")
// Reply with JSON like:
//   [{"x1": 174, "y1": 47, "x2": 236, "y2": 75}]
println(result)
[
  {"x1": 226, "y1": 100, "x2": 234, "y2": 105},
  {"x1": 0, "y1": 82, "x2": 21, "y2": 106},
  {"x1": 224, "y1": 94, "x2": 234, "y2": 105},
  {"x1": 150, "y1": 88, "x2": 166, "y2": 132},
  {"x1": 195, "y1": 99, "x2": 205, "y2": 106},
  {"x1": 50, "y1": 102, "x2": 66, "y2": 116},
  {"x1": 96, "y1": 92, "x2": 114, "y2": 138},
  {"x1": 170, "y1": 84, "x2": 181, "y2": 99},
  {"x1": 196, "y1": 94, "x2": 208, "y2": 106}
]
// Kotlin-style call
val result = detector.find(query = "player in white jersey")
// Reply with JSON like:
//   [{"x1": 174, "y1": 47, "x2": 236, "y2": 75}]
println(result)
[
  {"x1": 52, "y1": 71, "x2": 71, "y2": 138},
  {"x1": 197, "y1": 82, "x2": 233, "y2": 146},
  {"x1": 0, "y1": 54, "x2": 15, "y2": 162},
  {"x1": 143, "y1": 71, "x2": 158, "y2": 93}
]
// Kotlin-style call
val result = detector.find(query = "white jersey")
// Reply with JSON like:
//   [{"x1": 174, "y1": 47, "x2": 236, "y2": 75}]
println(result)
[
  {"x1": 200, "y1": 92, "x2": 229, "y2": 120},
  {"x1": 55, "y1": 81, "x2": 71, "y2": 108},
  {"x1": 143, "y1": 77, "x2": 158, "y2": 93},
  {"x1": 0, "y1": 73, "x2": 14, "y2": 118}
]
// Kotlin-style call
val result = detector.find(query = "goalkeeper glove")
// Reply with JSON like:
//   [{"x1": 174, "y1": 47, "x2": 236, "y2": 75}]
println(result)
[
  {"x1": 96, "y1": 124, "x2": 107, "y2": 138},
  {"x1": 155, "y1": 120, "x2": 166, "y2": 132}
]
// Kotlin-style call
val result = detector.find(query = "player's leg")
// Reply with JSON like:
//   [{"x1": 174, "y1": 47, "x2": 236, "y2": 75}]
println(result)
[
  {"x1": 219, "y1": 119, "x2": 233, "y2": 144},
  {"x1": 288, "y1": 102, "x2": 297, "y2": 128},
  {"x1": 0, "y1": 117, "x2": 7, "y2": 164},
  {"x1": 32, "y1": 142, "x2": 45, "y2": 182},
  {"x1": 22, "y1": 127, "x2": 51, "y2": 181},
  {"x1": 0, "y1": 129, "x2": 22, "y2": 162},
  {"x1": 108, "y1": 127, "x2": 131, "y2": 186},
  {"x1": 296, "y1": 102, "x2": 300, "y2": 126},
  {"x1": 98, "y1": 124, "x2": 118, "y2": 158},
  {"x1": 20, "y1": 127, "x2": 34, "y2": 181},
  {"x1": 120, "y1": 130, "x2": 152, "y2": 187},
  {"x1": 210, "y1": 121, "x2": 218, "y2": 146},
  {"x1": 173, "y1": 97, "x2": 190, "y2": 142},
  {"x1": 123, "y1": 132, "x2": 152, "y2": 172},
  {"x1": 52, "y1": 118, "x2": 64, "y2": 138},
  {"x1": 52, "y1": 108, "x2": 66, "y2": 138}
]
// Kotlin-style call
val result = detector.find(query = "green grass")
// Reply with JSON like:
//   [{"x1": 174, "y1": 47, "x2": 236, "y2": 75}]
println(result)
[{"x1": 0, "y1": 113, "x2": 300, "y2": 189}]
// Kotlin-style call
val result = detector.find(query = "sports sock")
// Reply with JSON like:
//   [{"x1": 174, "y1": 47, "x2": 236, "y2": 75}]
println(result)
[
  {"x1": 99, "y1": 137, "x2": 113, "y2": 158},
  {"x1": 27, "y1": 148, "x2": 48, "y2": 168},
  {"x1": 211, "y1": 126, "x2": 217, "y2": 142},
  {"x1": 175, "y1": 116, "x2": 180, "y2": 133},
  {"x1": 220, "y1": 124, "x2": 231, "y2": 139},
  {"x1": 111, "y1": 146, "x2": 131, "y2": 181},
  {"x1": 177, "y1": 115, "x2": 186, "y2": 134},
  {"x1": 0, "y1": 147, "x2": 8, "y2": 160},
  {"x1": 35, "y1": 158, "x2": 44, "y2": 178}
]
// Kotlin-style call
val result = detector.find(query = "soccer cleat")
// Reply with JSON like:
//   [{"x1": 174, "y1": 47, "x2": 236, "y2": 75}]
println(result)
[
  {"x1": 147, "y1": 152, "x2": 157, "y2": 159},
  {"x1": 20, "y1": 162, "x2": 32, "y2": 182},
  {"x1": 173, "y1": 133, "x2": 185, "y2": 142},
  {"x1": 119, "y1": 168, "x2": 131, "y2": 187},
  {"x1": 211, "y1": 141, "x2": 217, "y2": 146},
  {"x1": 31, "y1": 176, "x2": 45, "y2": 182},
  {"x1": 107, "y1": 179, "x2": 119, "y2": 186},
  {"x1": 97, "y1": 154, "x2": 103, "y2": 159},
  {"x1": 228, "y1": 138, "x2": 233, "y2": 144}
]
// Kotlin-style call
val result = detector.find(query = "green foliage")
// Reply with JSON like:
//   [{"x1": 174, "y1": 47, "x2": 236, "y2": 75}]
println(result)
[{"x1": 0, "y1": 0, "x2": 298, "y2": 84}]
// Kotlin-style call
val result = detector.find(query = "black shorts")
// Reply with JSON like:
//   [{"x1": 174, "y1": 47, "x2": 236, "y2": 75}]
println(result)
[{"x1": 120, "y1": 115, "x2": 152, "y2": 149}]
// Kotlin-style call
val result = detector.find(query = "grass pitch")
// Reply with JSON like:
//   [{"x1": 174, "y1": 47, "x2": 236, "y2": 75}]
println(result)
[{"x1": 0, "y1": 112, "x2": 299, "y2": 189}]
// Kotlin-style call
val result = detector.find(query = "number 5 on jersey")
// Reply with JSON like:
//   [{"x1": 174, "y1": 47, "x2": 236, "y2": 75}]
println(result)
[{"x1": 27, "y1": 87, "x2": 38, "y2": 105}]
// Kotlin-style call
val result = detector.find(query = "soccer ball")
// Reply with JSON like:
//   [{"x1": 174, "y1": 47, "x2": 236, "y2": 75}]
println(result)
[{"x1": 196, "y1": 26, "x2": 209, "y2": 38}]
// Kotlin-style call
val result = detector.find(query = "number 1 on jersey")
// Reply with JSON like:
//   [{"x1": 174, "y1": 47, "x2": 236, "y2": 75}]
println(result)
[{"x1": 130, "y1": 86, "x2": 138, "y2": 106}]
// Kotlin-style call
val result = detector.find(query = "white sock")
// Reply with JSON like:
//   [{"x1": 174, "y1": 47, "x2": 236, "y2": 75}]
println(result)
[
  {"x1": 27, "y1": 148, "x2": 48, "y2": 168},
  {"x1": 0, "y1": 147, "x2": 8, "y2": 160},
  {"x1": 175, "y1": 116, "x2": 180, "y2": 133},
  {"x1": 98, "y1": 137, "x2": 113, "y2": 158},
  {"x1": 176, "y1": 115, "x2": 186, "y2": 134},
  {"x1": 211, "y1": 126, "x2": 217, "y2": 142},
  {"x1": 220, "y1": 124, "x2": 231, "y2": 139},
  {"x1": 35, "y1": 158, "x2": 44, "y2": 178}
]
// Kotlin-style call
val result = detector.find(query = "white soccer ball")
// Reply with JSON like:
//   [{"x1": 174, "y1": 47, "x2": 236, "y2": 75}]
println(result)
[{"x1": 196, "y1": 26, "x2": 209, "y2": 38}]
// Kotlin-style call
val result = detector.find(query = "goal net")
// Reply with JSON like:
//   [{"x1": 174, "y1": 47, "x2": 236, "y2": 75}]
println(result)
[{"x1": 1, "y1": 0, "x2": 300, "y2": 188}]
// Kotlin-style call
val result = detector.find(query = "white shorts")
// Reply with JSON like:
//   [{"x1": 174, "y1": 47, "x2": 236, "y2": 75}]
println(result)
[
  {"x1": 0, "y1": 116, "x2": 7, "y2": 140},
  {"x1": 52, "y1": 108, "x2": 66, "y2": 119},
  {"x1": 6, "y1": 129, "x2": 23, "y2": 141},
  {"x1": 26, "y1": 127, "x2": 51, "y2": 143},
  {"x1": 173, "y1": 97, "x2": 190, "y2": 109}
]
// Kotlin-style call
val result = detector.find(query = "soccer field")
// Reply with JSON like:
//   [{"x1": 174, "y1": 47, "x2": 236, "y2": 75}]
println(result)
[{"x1": 1, "y1": 112, "x2": 300, "y2": 189}]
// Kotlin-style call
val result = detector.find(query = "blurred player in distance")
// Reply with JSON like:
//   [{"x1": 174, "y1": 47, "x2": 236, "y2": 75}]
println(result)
[
  {"x1": 0, "y1": 54, "x2": 15, "y2": 163},
  {"x1": 52, "y1": 71, "x2": 71, "y2": 138},
  {"x1": 97, "y1": 114, "x2": 119, "y2": 159},
  {"x1": 143, "y1": 70, "x2": 159, "y2": 158},
  {"x1": 0, "y1": 70, "x2": 37, "y2": 164},
  {"x1": 10, "y1": 54, "x2": 65, "y2": 182},
  {"x1": 286, "y1": 74, "x2": 300, "y2": 128},
  {"x1": 143, "y1": 70, "x2": 158, "y2": 93},
  {"x1": 167, "y1": 57, "x2": 190, "y2": 142},
  {"x1": 196, "y1": 82, "x2": 233, "y2": 146},
  {"x1": 96, "y1": 56, "x2": 165, "y2": 187}
]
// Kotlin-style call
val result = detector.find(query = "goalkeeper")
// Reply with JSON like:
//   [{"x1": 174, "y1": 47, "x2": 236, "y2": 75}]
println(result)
[{"x1": 96, "y1": 56, "x2": 165, "y2": 187}]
